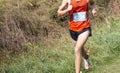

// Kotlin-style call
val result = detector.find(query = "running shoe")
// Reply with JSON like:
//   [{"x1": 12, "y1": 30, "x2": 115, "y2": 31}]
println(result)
[
  {"x1": 84, "y1": 57, "x2": 90, "y2": 70},
  {"x1": 80, "y1": 71, "x2": 82, "y2": 73}
]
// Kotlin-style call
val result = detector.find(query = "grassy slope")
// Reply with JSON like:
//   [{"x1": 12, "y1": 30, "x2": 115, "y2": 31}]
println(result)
[
  {"x1": 0, "y1": 18, "x2": 120, "y2": 73},
  {"x1": 90, "y1": 56, "x2": 120, "y2": 73},
  {"x1": 0, "y1": 0, "x2": 120, "y2": 73},
  {"x1": 82, "y1": 18, "x2": 120, "y2": 73}
]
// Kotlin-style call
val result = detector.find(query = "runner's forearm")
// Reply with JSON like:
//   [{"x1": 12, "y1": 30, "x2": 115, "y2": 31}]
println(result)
[
  {"x1": 57, "y1": 9, "x2": 69, "y2": 16},
  {"x1": 89, "y1": 0, "x2": 97, "y2": 11}
]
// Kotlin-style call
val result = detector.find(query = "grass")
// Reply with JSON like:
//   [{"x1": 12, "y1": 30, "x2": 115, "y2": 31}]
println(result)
[
  {"x1": 0, "y1": 0, "x2": 120, "y2": 73},
  {"x1": 90, "y1": 56, "x2": 120, "y2": 73},
  {"x1": 0, "y1": 17, "x2": 120, "y2": 73},
  {"x1": 0, "y1": 41, "x2": 75, "y2": 73}
]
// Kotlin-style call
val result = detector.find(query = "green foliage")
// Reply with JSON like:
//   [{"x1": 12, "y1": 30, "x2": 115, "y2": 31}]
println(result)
[
  {"x1": 0, "y1": 18, "x2": 120, "y2": 73},
  {"x1": 0, "y1": 0, "x2": 120, "y2": 73}
]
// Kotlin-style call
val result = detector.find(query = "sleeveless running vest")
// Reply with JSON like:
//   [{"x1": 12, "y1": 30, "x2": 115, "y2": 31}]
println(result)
[{"x1": 69, "y1": 0, "x2": 90, "y2": 32}]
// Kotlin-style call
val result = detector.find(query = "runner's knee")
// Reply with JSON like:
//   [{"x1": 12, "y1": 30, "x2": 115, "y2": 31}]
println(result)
[{"x1": 74, "y1": 46, "x2": 82, "y2": 54}]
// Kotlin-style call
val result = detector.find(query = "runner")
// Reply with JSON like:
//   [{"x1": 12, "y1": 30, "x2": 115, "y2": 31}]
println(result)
[{"x1": 57, "y1": 0, "x2": 97, "y2": 73}]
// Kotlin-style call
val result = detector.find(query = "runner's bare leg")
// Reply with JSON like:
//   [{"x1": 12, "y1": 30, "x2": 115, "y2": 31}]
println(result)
[{"x1": 74, "y1": 30, "x2": 90, "y2": 73}]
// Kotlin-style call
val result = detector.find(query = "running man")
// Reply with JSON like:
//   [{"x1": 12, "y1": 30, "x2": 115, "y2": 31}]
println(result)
[{"x1": 57, "y1": 0, "x2": 97, "y2": 73}]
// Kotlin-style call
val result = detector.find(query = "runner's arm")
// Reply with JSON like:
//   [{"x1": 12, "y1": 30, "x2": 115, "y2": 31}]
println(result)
[
  {"x1": 89, "y1": 0, "x2": 97, "y2": 16},
  {"x1": 57, "y1": 0, "x2": 69, "y2": 16}
]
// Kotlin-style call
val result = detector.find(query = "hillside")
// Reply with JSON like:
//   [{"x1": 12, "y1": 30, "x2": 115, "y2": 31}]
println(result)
[
  {"x1": 90, "y1": 56, "x2": 120, "y2": 73},
  {"x1": 0, "y1": 0, "x2": 120, "y2": 73},
  {"x1": 0, "y1": 0, "x2": 120, "y2": 53}
]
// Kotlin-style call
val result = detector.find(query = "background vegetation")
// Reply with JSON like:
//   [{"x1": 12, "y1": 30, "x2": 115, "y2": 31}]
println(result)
[{"x1": 0, "y1": 0, "x2": 120, "y2": 73}]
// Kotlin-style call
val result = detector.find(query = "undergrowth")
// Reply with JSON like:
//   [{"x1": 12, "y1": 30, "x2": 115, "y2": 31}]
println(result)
[
  {"x1": 0, "y1": 17, "x2": 120, "y2": 73},
  {"x1": 0, "y1": 0, "x2": 120, "y2": 73}
]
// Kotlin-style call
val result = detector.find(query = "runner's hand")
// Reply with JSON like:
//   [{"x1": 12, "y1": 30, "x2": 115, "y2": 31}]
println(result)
[
  {"x1": 67, "y1": 5, "x2": 72, "y2": 11},
  {"x1": 92, "y1": 9, "x2": 97, "y2": 16}
]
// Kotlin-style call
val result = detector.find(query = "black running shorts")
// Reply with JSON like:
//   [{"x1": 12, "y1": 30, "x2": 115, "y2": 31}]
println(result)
[{"x1": 69, "y1": 27, "x2": 92, "y2": 41}]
